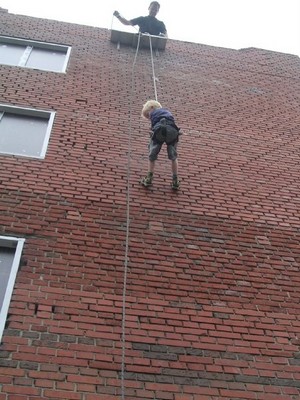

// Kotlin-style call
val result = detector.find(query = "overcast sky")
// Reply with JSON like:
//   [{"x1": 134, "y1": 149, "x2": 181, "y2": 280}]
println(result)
[{"x1": 1, "y1": 0, "x2": 299, "y2": 56}]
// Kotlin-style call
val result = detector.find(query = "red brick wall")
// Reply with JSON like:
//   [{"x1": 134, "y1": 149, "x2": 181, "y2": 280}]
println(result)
[{"x1": 1, "y1": 11, "x2": 300, "y2": 400}]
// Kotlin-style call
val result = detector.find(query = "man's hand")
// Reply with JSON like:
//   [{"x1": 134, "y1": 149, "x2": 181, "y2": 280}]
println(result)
[{"x1": 113, "y1": 11, "x2": 120, "y2": 18}]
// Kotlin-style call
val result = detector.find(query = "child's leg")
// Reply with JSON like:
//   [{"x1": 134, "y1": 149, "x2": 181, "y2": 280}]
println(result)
[
  {"x1": 142, "y1": 160, "x2": 155, "y2": 185},
  {"x1": 167, "y1": 143, "x2": 178, "y2": 176},
  {"x1": 141, "y1": 141, "x2": 161, "y2": 186},
  {"x1": 171, "y1": 159, "x2": 178, "y2": 176},
  {"x1": 149, "y1": 160, "x2": 155, "y2": 174},
  {"x1": 167, "y1": 143, "x2": 180, "y2": 189},
  {"x1": 171, "y1": 159, "x2": 180, "y2": 189}
]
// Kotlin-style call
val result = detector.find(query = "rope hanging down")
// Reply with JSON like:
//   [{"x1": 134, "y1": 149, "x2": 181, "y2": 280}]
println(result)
[
  {"x1": 120, "y1": 32, "x2": 141, "y2": 400},
  {"x1": 148, "y1": 34, "x2": 158, "y2": 102},
  {"x1": 120, "y1": 32, "x2": 158, "y2": 399}
]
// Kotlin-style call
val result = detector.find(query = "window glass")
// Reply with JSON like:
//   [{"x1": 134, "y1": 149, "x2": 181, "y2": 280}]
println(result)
[
  {"x1": 26, "y1": 47, "x2": 67, "y2": 72},
  {"x1": 0, "y1": 248, "x2": 15, "y2": 307},
  {"x1": 0, "y1": 237, "x2": 25, "y2": 342},
  {"x1": 0, "y1": 113, "x2": 49, "y2": 157},
  {"x1": 0, "y1": 105, "x2": 55, "y2": 159},
  {"x1": 0, "y1": 36, "x2": 71, "y2": 73},
  {"x1": 0, "y1": 43, "x2": 25, "y2": 65}
]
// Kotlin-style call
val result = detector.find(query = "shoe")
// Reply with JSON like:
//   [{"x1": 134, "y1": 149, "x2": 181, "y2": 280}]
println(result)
[
  {"x1": 141, "y1": 175, "x2": 153, "y2": 187},
  {"x1": 172, "y1": 178, "x2": 180, "y2": 190}
]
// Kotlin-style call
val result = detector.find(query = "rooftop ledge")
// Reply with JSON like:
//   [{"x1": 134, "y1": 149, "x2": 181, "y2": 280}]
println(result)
[{"x1": 110, "y1": 29, "x2": 167, "y2": 51}]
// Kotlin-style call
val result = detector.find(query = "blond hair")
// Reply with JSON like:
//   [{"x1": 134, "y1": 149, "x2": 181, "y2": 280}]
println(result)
[{"x1": 141, "y1": 100, "x2": 162, "y2": 119}]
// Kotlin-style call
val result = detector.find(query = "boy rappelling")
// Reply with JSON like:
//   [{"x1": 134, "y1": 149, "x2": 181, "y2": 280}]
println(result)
[
  {"x1": 141, "y1": 100, "x2": 181, "y2": 190},
  {"x1": 113, "y1": 3, "x2": 180, "y2": 189}
]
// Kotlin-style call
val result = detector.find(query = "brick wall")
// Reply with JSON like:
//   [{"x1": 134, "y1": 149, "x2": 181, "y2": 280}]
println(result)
[{"x1": 1, "y1": 11, "x2": 300, "y2": 400}]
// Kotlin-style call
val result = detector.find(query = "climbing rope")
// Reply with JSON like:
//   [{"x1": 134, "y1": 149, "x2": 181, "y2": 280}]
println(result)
[
  {"x1": 148, "y1": 34, "x2": 158, "y2": 102},
  {"x1": 111, "y1": 11, "x2": 159, "y2": 101},
  {"x1": 120, "y1": 29, "x2": 160, "y2": 399},
  {"x1": 120, "y1": 32, "x2": 141, "y2": 400}
]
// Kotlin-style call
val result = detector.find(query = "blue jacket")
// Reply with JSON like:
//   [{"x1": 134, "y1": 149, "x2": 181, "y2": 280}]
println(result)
[{"x1": 150, "y1": 108, "x2": 176, "y2": 129}]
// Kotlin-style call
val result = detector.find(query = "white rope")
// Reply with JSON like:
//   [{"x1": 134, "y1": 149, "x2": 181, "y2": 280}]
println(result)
[
  {"x1": 148, "y1": 34, "x2": 158, "y2": 102},
  {"x1": 120, "y1": 31, "x2": 159, "y2": 399},
  {"x1": 120, "y1": 32, "x2": 141, "y2": 400}
]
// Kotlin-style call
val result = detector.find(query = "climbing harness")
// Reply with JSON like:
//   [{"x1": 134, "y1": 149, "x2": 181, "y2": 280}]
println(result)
[{"x1": 152, "y1": 117, "x2": 180, "y2": 145}]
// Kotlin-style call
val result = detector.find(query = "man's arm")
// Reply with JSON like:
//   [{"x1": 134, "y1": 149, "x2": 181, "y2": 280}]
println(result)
[
  {"x1": 160, "y1": 22, "x2": 168, "y2": 37},
  {"x1": 113, "y1": 11, "x2": 133, "y2": 27}
]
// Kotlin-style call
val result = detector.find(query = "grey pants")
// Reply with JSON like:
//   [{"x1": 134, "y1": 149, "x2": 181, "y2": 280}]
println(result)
[{"x1": 148, "y1": 139, "x2": 178, "y2": 161}]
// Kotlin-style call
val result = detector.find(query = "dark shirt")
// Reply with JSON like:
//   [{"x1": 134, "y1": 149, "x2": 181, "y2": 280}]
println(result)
[
  {"x1": 150, "y1": 108, "x2": 176, "y2": 129},
  {"x1": 130, "y1": 15, "x2": 166, "y2": 36}
]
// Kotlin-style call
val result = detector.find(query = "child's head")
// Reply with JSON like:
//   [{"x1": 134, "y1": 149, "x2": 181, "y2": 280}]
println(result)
[{"x1": 141, "y1": 100, "x2": 162, "y2": 119}]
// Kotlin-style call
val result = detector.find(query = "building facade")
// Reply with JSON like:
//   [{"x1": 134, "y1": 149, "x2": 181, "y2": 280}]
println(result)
[{"x1": 1, "y1": 8, "x2": 300, "y2": 400}]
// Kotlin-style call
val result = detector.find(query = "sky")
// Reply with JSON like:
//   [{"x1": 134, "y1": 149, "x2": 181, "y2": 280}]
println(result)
[{"x1": 1, "y1": 0, "x2": 299, "y2": 57}]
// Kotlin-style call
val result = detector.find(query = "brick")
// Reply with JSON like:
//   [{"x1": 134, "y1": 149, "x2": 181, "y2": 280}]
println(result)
[
  {"x1": 2, "y1": 386, "x2": 41, "y2": 396},
  {"x1": 43, "y1": 390, "x2": 82, "y2": 399}
]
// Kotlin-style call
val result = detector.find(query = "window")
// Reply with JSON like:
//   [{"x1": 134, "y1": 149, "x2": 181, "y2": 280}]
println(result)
[
  {"x1": 0, "y1": 36, "x2": 71, "y2": 73},
  {"x1": 0, "y1": 104, "x2": 55, "y2": 159},
  {"x1": 0, "y1": 236, "x2": 25, "y2": 342}
]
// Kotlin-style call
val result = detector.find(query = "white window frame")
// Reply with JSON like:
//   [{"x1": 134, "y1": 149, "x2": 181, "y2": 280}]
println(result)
[
  {"x1": 0, "y1": 103, "x2": 56, "y2": 159},
  {"x1": 0, "y1": 236, "x2": 25, "y2": 342},
  {"x1": 0, "y1": 35, "x2": 71, "y2": 73}
]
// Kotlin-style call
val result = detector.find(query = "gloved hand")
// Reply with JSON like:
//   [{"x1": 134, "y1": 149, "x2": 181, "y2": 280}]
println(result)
[{"x1": 113, "y1": 11, "x2": 120, "y2": 17}]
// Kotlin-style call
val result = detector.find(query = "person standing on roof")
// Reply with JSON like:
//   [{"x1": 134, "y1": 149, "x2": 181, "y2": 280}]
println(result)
[{"x1": 113, "y1": 1, "x2": 167, "y2": 37}]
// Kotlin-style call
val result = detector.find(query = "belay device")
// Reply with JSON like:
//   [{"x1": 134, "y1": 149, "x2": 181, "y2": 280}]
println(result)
[{"x1": 152, "y1": 118, "x2": 180, "y2": 145}]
